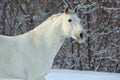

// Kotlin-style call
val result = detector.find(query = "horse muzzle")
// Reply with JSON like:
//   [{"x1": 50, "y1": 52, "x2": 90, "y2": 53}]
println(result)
[
  {"x1": 71, "y1": 33, "x2": 85, "y2": 44},
  {"x1": 75, "y1": 31, "x2": 85, "y2": 43}
]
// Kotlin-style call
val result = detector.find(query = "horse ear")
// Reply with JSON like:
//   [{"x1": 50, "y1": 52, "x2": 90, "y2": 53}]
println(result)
[
  {"x1": 64, "y1": 7, "x2": 69, "y2": 14},
  {"x1": 74, "y1": 7, "x2": 78, "y2": 14}
]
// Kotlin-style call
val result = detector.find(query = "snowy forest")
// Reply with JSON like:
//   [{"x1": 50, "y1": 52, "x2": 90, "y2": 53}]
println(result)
[{"x1": 0, "y1": 0, "x2": 119, "y2": 73}]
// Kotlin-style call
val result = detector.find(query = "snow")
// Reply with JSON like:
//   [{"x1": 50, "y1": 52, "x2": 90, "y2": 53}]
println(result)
[
  {"x1": 45, "y1": 69, "x2": 120, "y2": 80},
  {"x1": 0, "y1": 69, "x2": 120, "y2": 80}
]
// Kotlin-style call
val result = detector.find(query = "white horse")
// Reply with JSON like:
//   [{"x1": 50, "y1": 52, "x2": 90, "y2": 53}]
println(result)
[{"x1": 0, "y1": 7, "x2": 85, "y2": 80}]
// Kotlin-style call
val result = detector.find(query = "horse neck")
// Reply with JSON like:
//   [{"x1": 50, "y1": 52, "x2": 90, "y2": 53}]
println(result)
[{"x1": 27, "y1": 14, "x2": 65, "y2": 55}]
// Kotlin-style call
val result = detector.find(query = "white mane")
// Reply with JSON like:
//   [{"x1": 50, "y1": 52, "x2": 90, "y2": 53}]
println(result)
[
  {"x1": 33, "y1": 13, "x2": 62, "y2": 30},
  {"x1": 44, "y1": 13, "x2": 62, "y2": 22}
]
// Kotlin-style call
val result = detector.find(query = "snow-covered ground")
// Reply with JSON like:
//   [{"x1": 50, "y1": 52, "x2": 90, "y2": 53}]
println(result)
[
  {"x1": 0, "y1": 69, "x2": 120, "y2": 80},
  {"x1": 45, "y1": 69, "x2": 120, "y2": 80}
]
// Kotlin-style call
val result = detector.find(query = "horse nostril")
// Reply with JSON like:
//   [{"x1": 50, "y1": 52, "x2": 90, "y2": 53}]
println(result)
[{"x1": 80, "y1": 33, "x2": 83, "y2": 39}]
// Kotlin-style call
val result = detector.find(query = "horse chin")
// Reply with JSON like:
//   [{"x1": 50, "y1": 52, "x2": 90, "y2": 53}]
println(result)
[
  {"x1": 74, "y1": 38, "x2": 85, "y2": 44},
  {"x1": 70, "y1": 37, "x2": 85, "y2": 44},
  {"x1": 77, "y1": 39, "x2": 85, "y2": 44}
]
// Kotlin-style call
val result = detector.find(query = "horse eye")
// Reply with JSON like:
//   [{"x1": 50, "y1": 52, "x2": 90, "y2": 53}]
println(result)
[{"x1": 68, "y1": 19, "x2": 72, "y2": 22}]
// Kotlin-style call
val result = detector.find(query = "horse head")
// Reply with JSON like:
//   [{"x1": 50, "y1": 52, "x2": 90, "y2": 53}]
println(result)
[{"x1": 62, "y1": 6, "x2": 85, "y2": 43}]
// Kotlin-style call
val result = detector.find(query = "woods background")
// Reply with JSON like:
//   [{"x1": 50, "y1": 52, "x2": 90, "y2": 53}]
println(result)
[{"x1": 0, "y1": 0, "x2": 120, "y2": 73}]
